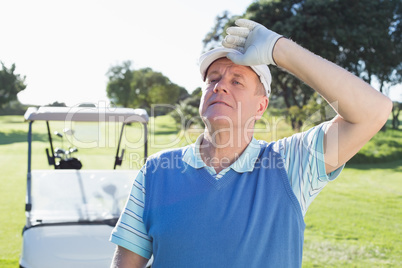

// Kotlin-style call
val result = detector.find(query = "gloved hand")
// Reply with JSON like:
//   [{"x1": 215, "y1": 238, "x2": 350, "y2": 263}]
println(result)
[{"x1": 222, "y1": 19, "x2": 283, "y2": 66}]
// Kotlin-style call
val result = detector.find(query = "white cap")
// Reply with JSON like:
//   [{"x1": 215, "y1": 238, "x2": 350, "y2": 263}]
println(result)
[{"x1": 199, "y1": 47, "x2": 271, "y2": 97}]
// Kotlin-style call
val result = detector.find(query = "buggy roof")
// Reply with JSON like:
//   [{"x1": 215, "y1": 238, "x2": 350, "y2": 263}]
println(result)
[{"x1": 24, "y1": 106, "x2": 149, "y2": 123}]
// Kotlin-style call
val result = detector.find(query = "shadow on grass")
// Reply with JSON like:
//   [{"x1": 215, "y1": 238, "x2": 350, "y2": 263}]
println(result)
[
  {"x1": 346, "y1": 158, "x2": 402, "y2": 171},
  {"x1": 347, "y1": 128, "x2": 402, "y2": 166},
  {"x1": 151, "y1": 130, "x2": 180, "y2": 135},
  {"x1": 2, "y1": 119, "x2": 25, "y2": 124},
  {"x1": 0, "y1": 130, "x2": 47, "y2": 145}
]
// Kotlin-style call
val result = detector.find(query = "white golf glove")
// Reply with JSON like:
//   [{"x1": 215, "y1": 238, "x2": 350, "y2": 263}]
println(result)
[{"x1": 222, "y1": 19, "x2": 283, "y2": 66}]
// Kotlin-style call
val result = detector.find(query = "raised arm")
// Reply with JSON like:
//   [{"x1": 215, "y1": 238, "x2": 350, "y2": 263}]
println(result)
[
  {"x1": 272, "y1": 38, "x2": 392, "y2": 173},
  {"x1": 111, "y1": 246, "x2": 148, "y2": 268},
  {"x1": 223, "y1": 19, "x2": 393, "y2": 174}
]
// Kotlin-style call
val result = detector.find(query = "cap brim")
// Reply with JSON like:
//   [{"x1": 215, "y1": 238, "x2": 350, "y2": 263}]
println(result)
[{"x1": 199, "y1": 47, "x2": 271, "y2": 97}]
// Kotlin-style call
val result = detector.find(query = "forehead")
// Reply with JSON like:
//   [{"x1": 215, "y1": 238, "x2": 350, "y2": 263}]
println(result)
[{"x1": 206, "y1": 58, "x2": 258, "y2": 79}]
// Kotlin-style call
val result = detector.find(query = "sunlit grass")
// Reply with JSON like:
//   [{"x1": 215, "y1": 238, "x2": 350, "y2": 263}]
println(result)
[
  {"x1": 0, "y1": 114, "x2": 401, "y2": 267},
  {"x1": 303, "y1": 160, "x2": 402, "y2": 267}
]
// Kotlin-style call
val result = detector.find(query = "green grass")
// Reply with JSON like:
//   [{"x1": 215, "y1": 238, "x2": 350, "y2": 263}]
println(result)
[
  {"x1": 0, "y1": 116, "x2": 29, "y2": 267},
  {"x1": 303, "y1": 160, "x2": 402, "y2": 267},
  {"x1": 350, "y1": 128, "x2": 402, "y2": 164},
  {"x1": 0, "y1": 114, "x2": 401, "y2": 267}
]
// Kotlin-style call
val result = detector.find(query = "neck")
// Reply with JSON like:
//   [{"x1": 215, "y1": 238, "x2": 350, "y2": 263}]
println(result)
[{"x1": 199, "y1": 127, "x2": 254, "y2": 173}]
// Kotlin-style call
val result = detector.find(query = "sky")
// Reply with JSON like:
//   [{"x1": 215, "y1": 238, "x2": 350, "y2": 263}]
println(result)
[
  {"x1": 0, "y1": 0, "x2": 254, "y2": 106},
  {"x1": 1, "y1": 0, "x2": 401, "y2": 106}
]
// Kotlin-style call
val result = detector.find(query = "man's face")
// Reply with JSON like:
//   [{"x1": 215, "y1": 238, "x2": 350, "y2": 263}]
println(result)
[{"x1": 199, "y1": 58, "x2": 268, "y2": 130}]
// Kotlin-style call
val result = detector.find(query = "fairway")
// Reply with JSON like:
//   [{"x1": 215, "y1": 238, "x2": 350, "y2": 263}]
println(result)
[
  {"x1": 0, "y1": 114, "x2": 401, "y2": 267},
  {"x1": 303, "y1": 161, "x2": 402, "y2": 267}
]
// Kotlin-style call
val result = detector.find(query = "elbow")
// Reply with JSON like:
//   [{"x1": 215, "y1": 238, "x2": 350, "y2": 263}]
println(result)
[
  {"x1": 383, "y1": 96, "x2": 393, "y2": 123},
  {"x1": 374, "y1": 95, "x2": 393, "y2": 127}
]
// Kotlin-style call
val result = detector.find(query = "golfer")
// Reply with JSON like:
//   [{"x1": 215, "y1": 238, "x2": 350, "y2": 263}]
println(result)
[{"x1": 110, "y1": 19, "x2": 392, "y2": 267}]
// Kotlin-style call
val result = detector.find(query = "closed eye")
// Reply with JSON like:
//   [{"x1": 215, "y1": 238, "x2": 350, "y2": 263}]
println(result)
[
  {"x1": 233, "y1": 80, "x2": 242, "y2": 86},
  {"x1": 207, "y1": 78, "x2": 219, "y2": 84}
]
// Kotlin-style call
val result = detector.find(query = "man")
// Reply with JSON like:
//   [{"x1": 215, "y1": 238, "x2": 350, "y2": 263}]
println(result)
[{"x1": 110, "y1": 19, "x2": 392, "y2": 267}]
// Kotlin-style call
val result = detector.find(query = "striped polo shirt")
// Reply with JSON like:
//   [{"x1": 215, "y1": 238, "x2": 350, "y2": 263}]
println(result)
[{"x1": 110, "y1": 122, "x2": 344, "y2": 259}]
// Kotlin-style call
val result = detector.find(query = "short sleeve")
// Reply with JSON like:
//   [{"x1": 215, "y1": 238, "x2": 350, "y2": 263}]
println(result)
[
  {"x1": 272, "y1": 122, "x2": 344, "y2": 216},
  {"x1": 109, "y1": 166, "x2": 153, "y2": 259}
]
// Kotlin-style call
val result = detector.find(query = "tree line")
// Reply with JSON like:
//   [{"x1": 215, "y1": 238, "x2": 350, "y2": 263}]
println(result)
[
  {"x1": 0, "y1": 62, "x2": 26, "y2": 115},
  {"x1": 203, "y1": 0, "x2": 401, "y2": 130},
  {"x1": 1, "y1": 0, "x2": 401, "y2": 130},
  {"x1": 106, "y1": 61, "x2": 189, "y2": 115}
]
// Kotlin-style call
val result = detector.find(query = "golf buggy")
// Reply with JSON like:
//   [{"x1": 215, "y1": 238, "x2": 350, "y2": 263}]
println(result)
[{"x1": 20, "y1": 106, "x2": 153, "y2": 268}]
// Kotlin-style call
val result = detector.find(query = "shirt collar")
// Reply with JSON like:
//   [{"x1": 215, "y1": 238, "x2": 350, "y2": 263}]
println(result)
[
  {"x1": 182, "y1": 134, "x2": 206, "y2": 169},
  {"x1": 182, "y1": 134, "x2": 261, "y2": 173}
]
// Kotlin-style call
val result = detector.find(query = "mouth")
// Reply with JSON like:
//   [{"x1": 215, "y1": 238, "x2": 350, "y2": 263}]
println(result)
[{"x1": 209, "y1": 101, "x2": 231, "y2": 107}]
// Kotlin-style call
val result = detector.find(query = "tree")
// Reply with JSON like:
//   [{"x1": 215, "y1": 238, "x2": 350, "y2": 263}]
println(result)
[
  {"x1": 132, "y1": 68, "x2": 189, "y2": 115},
  {"x1": 106, "y1": 63, "x2": 189, "y2": 114},
  {"x1": 46, "y1": 101, "x2": 67, "y2": 107},
  {"x1": 170, "y1": 87, "x2": 203, "y2": 129},
  {"x1": 0, "y1": 62, "x2": 26, "y2": 109},
  {"x1": 106, "y1": 61, "x2": 134, "y2": 108},
  {"x1": 321, "y1": 0, "x2": 402, "y2": 93},
  {"x1": 203, "y1": 0, "x2": 402, "y2": 129},
  {"x1": 202, "y1": 11, "x2": 234, "y2": 52},
  {"x1": 392, "y1": 101, "x2": 401, "y2": 129}
]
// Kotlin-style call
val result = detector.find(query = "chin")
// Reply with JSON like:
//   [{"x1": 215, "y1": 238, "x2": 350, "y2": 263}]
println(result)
[{"x1": 202, "y1": 114, "x2": 238, "y2": 129}]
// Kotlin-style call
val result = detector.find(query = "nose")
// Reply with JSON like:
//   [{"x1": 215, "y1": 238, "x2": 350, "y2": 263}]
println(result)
[{"x1": 212, "y1": 78, "x2": 228, "y2": 94}]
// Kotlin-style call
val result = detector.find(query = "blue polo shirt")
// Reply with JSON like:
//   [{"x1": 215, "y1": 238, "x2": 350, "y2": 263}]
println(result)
[
  {"x1": 110, "y1": 122, "x2": 344, "y2": 259},
  {"x1": 182, "y1": 134, "x2": 261, "y2": 179}
]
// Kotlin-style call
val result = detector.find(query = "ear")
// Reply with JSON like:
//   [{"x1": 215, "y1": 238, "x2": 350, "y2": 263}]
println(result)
[{"x1": 255, "y1": 96, "x2": 269, "y2": 120}]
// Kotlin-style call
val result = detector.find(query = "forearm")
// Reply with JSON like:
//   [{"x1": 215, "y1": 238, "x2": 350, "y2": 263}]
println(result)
[
  {"x1": 222, "y1": 18, "x2": 393, "y2": 172},
  {"x1": 273, "y1": 38, "x2": 392, "y2": 125}
]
